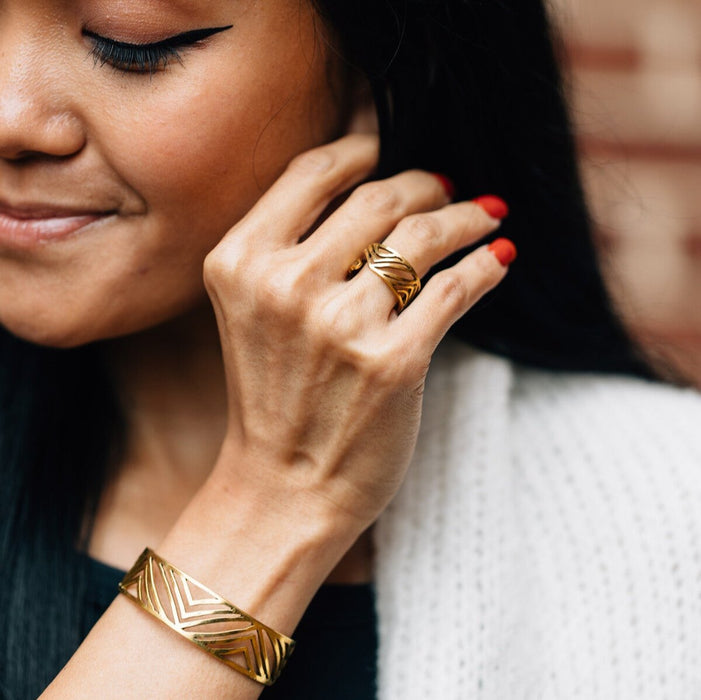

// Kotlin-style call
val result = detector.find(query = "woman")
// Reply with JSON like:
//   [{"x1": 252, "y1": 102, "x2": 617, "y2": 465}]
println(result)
[{"x1": 2, "y1": 0, "x2": 701, "y2": 698}]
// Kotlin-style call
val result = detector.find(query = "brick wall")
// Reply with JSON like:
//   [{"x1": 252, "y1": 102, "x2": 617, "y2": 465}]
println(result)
[{"x1": 549, "y1": 0, "x2": 701, "y2": 385}]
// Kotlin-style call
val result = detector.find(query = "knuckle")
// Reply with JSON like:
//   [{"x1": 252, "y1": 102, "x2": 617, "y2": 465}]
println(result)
[
  {"x1": 340, "y1": 342, "x2": 389, "y2": 382},
  {"x1": 361, "y1": 345, "x2": 406, "y2": 385},
  {"x1": 352, "y1": 181, "x2": 402, "y2": 215},
  {"x1": 255, "y1": 270, "x2": 305, "y2": 317},
  {"x1": 432, "y1": 271, "x2": 471, "y2": 308},
  {"x1": 317, "y1": 298, "x2": 355, "y2": 340},
  {"x1": 363, "y1": 357, "x2": 398, "y2": 388},
  {"x1": 203, "y1": 247, "x2": 236, "y2": 288},
  {"x1": 287, "y1": 146, "x2": 336, "y2": 177},
  {"x1": 402, "y1": 213, "x2": 442, "y2": 247},
  {"x1": 347, "y1": 340, "x2": 428, "y2": 390},
  {"x1": 202, "y1": 249, "x2": 224, "y2": 282},
  {"x1": 203, "y1": 237, "x2": 250, "y2": 288}
]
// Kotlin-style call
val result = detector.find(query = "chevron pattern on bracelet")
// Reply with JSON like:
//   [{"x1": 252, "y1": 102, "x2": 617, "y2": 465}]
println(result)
[
  {"x1": 119, "y1": 548, "x2": 295, "y2": 686},
  {"x1": 365, "y1": 243, "x2": 421, "y2": 311}
]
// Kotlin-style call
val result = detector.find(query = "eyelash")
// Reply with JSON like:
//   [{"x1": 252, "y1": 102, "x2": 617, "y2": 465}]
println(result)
[{"x1": 84, "y1": 26, "x2": 232, "y2": 75}]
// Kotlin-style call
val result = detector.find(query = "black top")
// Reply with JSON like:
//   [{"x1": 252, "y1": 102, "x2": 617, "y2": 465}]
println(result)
[{"x1": 83, "y1": 558, "x2": 378, "y2": 699}]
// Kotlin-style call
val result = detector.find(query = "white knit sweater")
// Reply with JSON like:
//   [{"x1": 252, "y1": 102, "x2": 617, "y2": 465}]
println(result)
[{"x1": 375, "y1": 337, "x2": 701, "y2": 699}]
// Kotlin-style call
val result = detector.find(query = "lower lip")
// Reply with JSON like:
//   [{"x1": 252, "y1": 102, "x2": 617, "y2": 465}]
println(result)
[{"x1": 0, "y1": 211, "x2": 111, "y2": 248}]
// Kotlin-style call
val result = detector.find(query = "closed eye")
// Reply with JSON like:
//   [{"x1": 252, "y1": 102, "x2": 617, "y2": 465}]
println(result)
[{"x1": 83, "y1": 26, "x2": 233, "y2": 75}]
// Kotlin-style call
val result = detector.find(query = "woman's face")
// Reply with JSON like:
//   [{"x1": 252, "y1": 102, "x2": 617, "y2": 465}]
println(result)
[{"x1": 0, "y1": 0, "x2": 351, "y2": 347}]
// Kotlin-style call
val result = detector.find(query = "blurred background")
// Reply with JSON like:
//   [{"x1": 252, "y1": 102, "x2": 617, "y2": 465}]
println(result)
[{"x1": 550, "y1": 0, "x2": 701, "y2": 386}]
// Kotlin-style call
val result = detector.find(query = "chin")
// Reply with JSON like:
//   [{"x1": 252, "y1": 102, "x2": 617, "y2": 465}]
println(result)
[
  {"x1": 1, "y1": 292, "x2": 211, "y2": 351},
  {"x1": 1, "y1": 313, "x2": 103, "y2": 349},
  {"x1": 0, "y1": 295, "x2": 125, "y2": 348}
]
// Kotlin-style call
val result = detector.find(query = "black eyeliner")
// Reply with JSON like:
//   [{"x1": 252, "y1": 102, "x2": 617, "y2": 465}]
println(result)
[
  {"x1": 83, "y1": 25, "x2": 233, "y2": 52},
  {"x1": 83, "y1": 25, "x2": 233, "y2": 74}
]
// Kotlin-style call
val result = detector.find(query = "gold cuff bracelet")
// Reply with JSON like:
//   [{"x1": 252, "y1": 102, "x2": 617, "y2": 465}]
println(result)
[{"x1": 118, "y1": 548, "x2": 296, "y2": 686}]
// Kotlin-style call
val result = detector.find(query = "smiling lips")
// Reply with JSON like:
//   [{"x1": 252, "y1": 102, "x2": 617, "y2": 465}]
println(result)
[{"x1": 0, "y1": 202, "x2": 116, "y2": 248}]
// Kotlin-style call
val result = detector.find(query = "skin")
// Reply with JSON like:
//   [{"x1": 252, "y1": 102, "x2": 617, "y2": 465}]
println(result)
[
  {"x1": 0, "y1": 0, "x2": 349, "y2": 346},
  {"x1": 1, "y1": 0, "x2": 370, "y2": 576},
  {"x1": 1, "y1": 0, "x2": 512, "y2": 696}
]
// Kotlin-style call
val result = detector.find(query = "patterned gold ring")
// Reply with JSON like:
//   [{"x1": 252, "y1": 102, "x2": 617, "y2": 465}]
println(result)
[{"x1": 347, "y1": 242, "x2": 421, "y2": 312}]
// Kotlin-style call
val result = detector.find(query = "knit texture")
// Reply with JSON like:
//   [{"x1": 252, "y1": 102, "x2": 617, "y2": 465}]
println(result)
[{"x1": 375, "y1": 337, "x2": 701, "y2": 699}]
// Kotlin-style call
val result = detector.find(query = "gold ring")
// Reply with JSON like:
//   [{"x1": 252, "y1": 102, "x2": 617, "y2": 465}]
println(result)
[{"x1": 347, "y1": 243, "x2": 421, "y2": 312}]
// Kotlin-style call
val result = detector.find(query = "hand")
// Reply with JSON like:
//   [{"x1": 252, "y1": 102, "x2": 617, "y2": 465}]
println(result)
[{"x1": 203, "y1": 133, "x2": 511, "y2": 541}]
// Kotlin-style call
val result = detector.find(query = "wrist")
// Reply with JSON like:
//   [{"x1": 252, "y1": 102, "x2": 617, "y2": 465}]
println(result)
[{"x1": 156, "y1": 471, "x2": 358, "y2": 636}]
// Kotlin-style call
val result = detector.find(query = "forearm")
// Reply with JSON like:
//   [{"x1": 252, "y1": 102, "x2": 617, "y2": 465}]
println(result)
[{"x1": 41, "y1": 475, "x2": 355, "y2": 699}]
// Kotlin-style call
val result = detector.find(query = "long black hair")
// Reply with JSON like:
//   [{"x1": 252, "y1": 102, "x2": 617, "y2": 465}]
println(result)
[
  {"x1": 313, "y1": 0, "x2": 655, "y2": 375},
  {"x1": 0, "y1": 0, "x2": 657, "y2": 696}
]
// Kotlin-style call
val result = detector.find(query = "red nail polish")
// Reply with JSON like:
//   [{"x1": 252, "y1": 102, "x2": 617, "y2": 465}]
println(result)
[
  {"x1": 474, "y1": 194, "x2": 509, "y2": 220},
  {"x1": 431, "y1": 173, "x2": 455, "y2": 200},
  {"x1": 488, "y1": 238, "x2": 517, "y2": 267}
]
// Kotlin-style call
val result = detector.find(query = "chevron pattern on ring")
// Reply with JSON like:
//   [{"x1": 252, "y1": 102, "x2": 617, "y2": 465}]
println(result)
[{"x1": 365, "y1": 243, "x2": 422, "y2": 310}]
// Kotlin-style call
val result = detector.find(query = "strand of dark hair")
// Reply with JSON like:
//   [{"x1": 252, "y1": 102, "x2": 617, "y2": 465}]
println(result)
[
  {"x1": 0, "y1": 334, "x2": 123, "y2": 698},
  {"x1": 314, "y1": 0, "x2": 656, "y2": 376}
]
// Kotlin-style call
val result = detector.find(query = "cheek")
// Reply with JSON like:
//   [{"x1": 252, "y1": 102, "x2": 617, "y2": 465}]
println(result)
[
  {"x1": 100, "y1": 84, "x2": 264, "y2": 240},
  {"x1": 97, "y1": 64, "x2": 339, "y2": 247},
  {"x1": 0, "y1": 13, "x2": 347, "y2": 348}
]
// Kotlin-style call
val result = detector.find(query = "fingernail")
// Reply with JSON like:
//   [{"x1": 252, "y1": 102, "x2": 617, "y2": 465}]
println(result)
[
  {"x1": 488, "y1": 237, "x2": 517, "y2": 267},
  {"x1": 431, "y1": 173, "x2": 455, "y2": 200},
  {"x1": 474, "y1": 194, "x2": 509, "y2": 220}
]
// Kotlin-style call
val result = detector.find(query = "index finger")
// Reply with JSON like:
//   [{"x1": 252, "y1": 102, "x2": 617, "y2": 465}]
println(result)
[{"x1": 229, "y1": 134, "x2": 379, "y2": 247}]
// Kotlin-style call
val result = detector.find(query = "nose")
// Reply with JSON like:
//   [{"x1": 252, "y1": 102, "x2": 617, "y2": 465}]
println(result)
[{"x1": 0, "y1": 33, "x2": 86, "y2": 161}]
